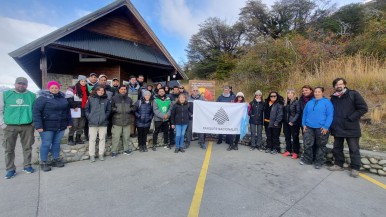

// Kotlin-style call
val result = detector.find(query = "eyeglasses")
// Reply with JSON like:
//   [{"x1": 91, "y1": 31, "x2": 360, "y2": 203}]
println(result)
[
  {"x1": 270, "y1": 95, "x2": 277, "y2": 98},
  {"x1": 193, "y1": 90, "x2": 198, "y2": 92},
  {"x1": 179, "y1": 87, "x2": 184, "y2": 89}
]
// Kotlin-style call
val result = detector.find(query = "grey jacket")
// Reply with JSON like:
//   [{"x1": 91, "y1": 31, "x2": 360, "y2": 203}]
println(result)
[
  {"x1": 153, "y1": 95, "x2": 172, "y2": 122},
  {"x1": 85, "y1": 95, "x2": 111, "y2": 127}
]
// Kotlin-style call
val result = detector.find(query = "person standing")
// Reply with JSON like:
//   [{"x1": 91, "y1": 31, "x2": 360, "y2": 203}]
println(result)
[
  {"x1": 67, "y1": 75, "x2": 89, "y2": 145},
  {"x1": 135, "y1": 91, "x2": 154, "y2": 152},
  {"x1": 328, "y1": 78, "x2": 368, "y2": 178},
  {"x1": 282, "y1": 89, "x2": 301, "y2": 159},
  {"x1": 170, "y1": 94, "x2": 191, "y2": 153},
  {"x1": 33, "y1": 81, "x2": 72, "y2": 172},
  {"x1": 85, "y1": 87, "x2": 111, "y2": 162},
  {"x1": 127, "y1": 75, "x2": 140, "y2": 138},
  {"x1": 84, "y1": 72, "x2": 98, "y2": 141},
  {"x1": 300, "y1": 87, "x2": 334, "y2": 169},
  {"x1": 216, "y1": 85, "x2": 236, "y2": 145},
  {"x1": 152, "y1": 87, "x2": 172, "y2": 151},
  {"x1": 227, "y1": 92, "x2": 246, "y2": 151},
  {"x1": 263, "y1": 91, "x2": 284, "y2": 155},
  {"x1": 111, "y1": 78, "x2": 120, "y2": 97},
  {"x1": 248, "y1": 90, "x2": 265, "y2": 151},
  {"x1": 169, "y1": 86, "x2": 180, "y2": 102},
  {"x1": 0, "y1": 77, "x2": 36, "y2": 179},
  {"x1": 186, "y1": 86, "x2": 206, "y2": 149},
  {"x1": 110, "y1": 86, "x2": 135, "y2": 157}
]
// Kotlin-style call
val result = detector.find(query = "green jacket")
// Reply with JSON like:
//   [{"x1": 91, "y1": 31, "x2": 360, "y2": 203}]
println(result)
[{"x1": 0, "y1": 89, "x2": 36, "y2": 125}]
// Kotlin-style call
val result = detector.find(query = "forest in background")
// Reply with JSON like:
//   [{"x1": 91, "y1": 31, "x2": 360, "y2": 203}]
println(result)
[{"x1": 182, "y1": 0, "x2": 386, "y2": 150}]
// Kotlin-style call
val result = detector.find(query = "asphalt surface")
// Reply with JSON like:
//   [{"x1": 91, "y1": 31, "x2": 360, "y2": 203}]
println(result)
[{"x1": 1, "y1": 136, "x2": 386, "y2": 217}]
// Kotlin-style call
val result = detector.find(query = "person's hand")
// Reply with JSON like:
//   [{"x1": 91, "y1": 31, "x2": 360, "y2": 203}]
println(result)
[
  {"x1": 164, "y1": 114, "x2": 168, "y2": 120},
  {"x1": 37, "y1": 128, "x2": 43, "y2": 133},
  {"x1": 74, "y1": 108, "x2": 79, "y2": 112},
  {"x1": 1, "y1": 123, "x2": 7, "y2": 129},
  {"x1": 68, "y1": 126, "x2": 72, "y2": 129},
  {"x1": 289, "y1": 122, "x2": 293, "y2": 126},
  {"x1": 303, "y1": 126, "x2": 308, "y2": 133},
  {"x1": 321, "y1": 128, "x2": 329, "y2": 135},
  {"x1": 171, "y1": 125, "x2": 175, "y2": 129}
]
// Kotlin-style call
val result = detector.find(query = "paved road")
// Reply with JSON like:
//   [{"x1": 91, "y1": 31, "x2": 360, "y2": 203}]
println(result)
[{"x1": 1, "y1": 137, "x2": 386, "y2": 217}]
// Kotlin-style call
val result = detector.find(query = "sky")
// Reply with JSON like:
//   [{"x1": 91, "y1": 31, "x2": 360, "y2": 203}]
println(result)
[{"x1": 0, "y1": 0, "x2": 365, "y2": 90}]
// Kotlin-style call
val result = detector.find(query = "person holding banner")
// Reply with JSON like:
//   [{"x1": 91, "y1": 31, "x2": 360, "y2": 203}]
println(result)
[
  {"x1": 187, "y1": 86, "x2": 206, "y2": 149},
  {"x1": 170, "y1": 94, "x2": 191, "y2": 153},
  {"x1": 216, "y1": 85, "x2": 236, "y2": 145},
  {"x1": 248, "y1": 90, "x2": 265, "y2": 151},
  {"x1": 227, "y1": 92, "x2": 246, "y2": 151},
  {"x1": 152, "y1": 87, "x2": 172, "y2": 151},
  {"x1": 263, "y1": 91, "x2": 284, "y2": 155}
]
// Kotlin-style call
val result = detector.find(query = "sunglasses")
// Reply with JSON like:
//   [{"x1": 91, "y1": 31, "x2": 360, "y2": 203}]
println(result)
[{"x1": 270, "y1": 95, "x2": 277, "y2": 98}]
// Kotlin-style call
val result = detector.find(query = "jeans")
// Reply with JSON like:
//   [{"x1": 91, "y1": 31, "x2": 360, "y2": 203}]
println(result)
[
  {"x1": 250, "y1": 124, "x2": 263, "y2": 147},
  {"x1": 40, "y1": 130, "x2": 65, "y2": 162},
  {"x1": 175, "y1": 124, "x2": 188, "y2": 149},
  {"x1": 333, "y1": 137, "x2": 361, "y2": 170}
]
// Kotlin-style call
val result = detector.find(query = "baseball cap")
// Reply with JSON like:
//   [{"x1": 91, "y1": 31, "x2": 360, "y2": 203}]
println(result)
[
  {"x1": 15, "y1": 77, "x2": 28, "y2": 85},
  {"x1": 112, "y1": 78, "x2": 119, "y2": 81},
  {"x1": 89, "y1": 72, "x2": 97, "y2": 77}
]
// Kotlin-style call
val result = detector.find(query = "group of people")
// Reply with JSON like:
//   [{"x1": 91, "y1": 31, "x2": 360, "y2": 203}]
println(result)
[{"x1": 1, "y1": 75, "x2": 367, "y2": 179}]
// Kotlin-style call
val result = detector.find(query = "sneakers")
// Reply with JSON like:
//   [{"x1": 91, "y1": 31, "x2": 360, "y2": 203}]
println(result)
[
  {"x1": 51, "y1": 159, "x2": 65, "y2": 168},
  {"x1": 152, "y1": 147, "x2": 157, "y2": 151},
  {"x1": 350, "y1": 169, "x2": 359, "y2": 178},
  {"x1": 41, "y1": 162, "x2": 52, "y2": 172},
  {"x1": 270, "y1": 149, "x2": 278, "y2": 155},
  {"x1": 249, "y1": 147, "x2": 256, "y2": 151},
  {"x1": 328, "y1": 165, "x2": 344, "y2": 171},
  {"x1": 282, "y1": 151, "x2": 291, "y2": 157},
  {"x1": 99, "y1": 155, "x2": 104, "y2": 161},
  {"x1": 217, "y1": 140, "x2": 222, "y2": 144},
  {"x1": 299, "y1": 160, "x2": 305, "y2": 165},
  {"x1": 226, "y1": 146, "x2": 232, "y2": 151},
  {"x1": 111, "y1": 152, "x2": 117, "y2": 158},
  {"x1": 179, "y1": 148, "x2": 185, "y2": 153},
  {"x1": 164, "y1": 145, "x2": 171, "y2": 150},
  {"x1": 90, "y1": 156, "x2": 96, "y2": 162},
  {"x1": 291, "y1": 153, "x2": 298, "y2": 159},
  {"x1": 4, "y1": 170, "x2": 16, "y2": 179},
  {"x1": 174, "y1": 148, "x2": 179, "y2": 153},
  {"x1": 314, "y1": 165, "x2": 321, "y2": 169},
  {"x1": 265, "y1": 148, "x2": 271, "y2": 153},
  {"x1": 23, "y1": 166, "x2": 35, "y2": 173},
  {"x1": 123, "y1": 150, "x2": 132, "y2": 155}
]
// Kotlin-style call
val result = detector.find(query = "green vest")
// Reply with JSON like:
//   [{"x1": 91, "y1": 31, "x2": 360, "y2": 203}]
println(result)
[
  {"x1": 3, "y1": 90, "x2": 36, "y2": 125},
  {"x1": 155, "y1": 98, "x2": 171, "y2": 114}
]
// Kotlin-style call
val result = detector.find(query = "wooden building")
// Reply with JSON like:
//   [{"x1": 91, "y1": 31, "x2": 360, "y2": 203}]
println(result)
[{"x1": 9, "y1": 0, "x2": 187, "y2": 89}]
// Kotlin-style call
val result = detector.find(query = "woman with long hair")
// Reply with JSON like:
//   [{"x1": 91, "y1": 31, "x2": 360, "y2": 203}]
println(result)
[
  {"x1": 263, "y1": 91, "x2": 284, "y2": 155},
  {"x1": 170, "y1": 94, "x2": 191, "y2": 153},
  {"x1": 282, "y1": 89, "x2": 301, "y2": 159}
]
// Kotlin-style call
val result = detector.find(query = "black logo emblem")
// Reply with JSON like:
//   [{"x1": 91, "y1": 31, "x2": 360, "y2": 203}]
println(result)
[{"x1": 213, "y1": 107, "x2": 229, "y2": 125}]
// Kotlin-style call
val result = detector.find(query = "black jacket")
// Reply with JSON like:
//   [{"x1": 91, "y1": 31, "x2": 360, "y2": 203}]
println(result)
[
  {"x1": 135, "y1": 99, "x2": 154, "y2": 128},
  {"x1": 330, "y1": 89, "x2": 368, "y2": 137},
  {"x1": 264, "y1": 101, "x2": 284, "y2": 128},
  {"x1": 249, "y1": 99, "x2": 264, "y2": 125},
  {"x1": 111, "y1": 94, "x2": 135, "y2": 126},
  {"x1": 284, "y1": 99, "x2": 300, "y2": 125},
  {"x1": 170, "y1": 101, "x2": 191, "y2": 125},
  {"x1": 85, "y1": 94, "x2": 111, "y2": 127},
  {"x1": 33, "y1": 90, "x2": 72, "y2": 131}
]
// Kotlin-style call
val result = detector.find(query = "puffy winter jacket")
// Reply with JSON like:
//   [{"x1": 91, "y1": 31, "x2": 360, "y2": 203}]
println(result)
[
  {"x1": 264, "y1": 101, "x2": 284, "y2": 128},
  {"x1": 330, "y1": 89, "x2": 368, "y2": 137},
  {"x1": 170, "y1": 101, "x2": 191, "y2": 125},
  {"x1": 153, "y1": 95, "x2": 172, "y2": 122},
  {"x1": 85, "y1": 94, "x2": 111, "y2": 127},
  {"x1": 111, "y1": 94, "x2": 135, "y2": 126},
  {"x1": 33, "y1": 90, "x2": 72, "y2": 131},
  {"x1": 135, "y1": 99, "x2": 154, "y2": 128},
  {"x1": 249, "y1": 99, "x2": 264, "y2": 125}
]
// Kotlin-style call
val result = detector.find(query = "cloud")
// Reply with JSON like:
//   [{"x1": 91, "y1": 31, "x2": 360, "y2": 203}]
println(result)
[
  {"x1": 158, "y1": 0, "x2": 276, "y2": 40},
  {"x1": 0, "y1": 17, "x2": 57, "y2": 91}
]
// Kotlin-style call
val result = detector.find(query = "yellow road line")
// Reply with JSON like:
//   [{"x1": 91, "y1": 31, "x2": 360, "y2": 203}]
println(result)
[
  {"x1": 359, "y1": 173, "x2": 386, "y2": 190},
  {"x1": 188, "y1": 141, "x2": 213, "y2": 217}
]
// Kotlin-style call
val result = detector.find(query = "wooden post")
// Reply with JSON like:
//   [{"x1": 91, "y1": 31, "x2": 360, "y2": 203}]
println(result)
[{"x1": 40, "y1": 46, "x2": 47, "y2": 88}]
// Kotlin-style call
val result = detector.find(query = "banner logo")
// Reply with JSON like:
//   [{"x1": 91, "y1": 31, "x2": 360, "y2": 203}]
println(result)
[{"x1": 213, "y1": 107, "x2": 229, "y2": 125}]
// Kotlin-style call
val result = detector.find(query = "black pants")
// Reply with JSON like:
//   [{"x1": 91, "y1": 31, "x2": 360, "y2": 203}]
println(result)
[
  {"x1": 233, "y1": 134, "x2": 240, "y2": 147},
  {"x1": 169, "y1": 121, "x2": 175, "y2": 146},
  {"x1": 218, "y1": 134, "x2": 233, "y2": 144},
  {"x1": 264, "y1": 123, "x2": 281, "y2": 152},
  {"x1": 153, "y1": 121, "x2": 170, "y2": 146},
  {"x1": 333, "y1": 137, "x2": 361, "y2": 170},
  {"x1": 137, "y1": 127, "x2": 150, "y2": 149},
  {"x1": 283, "y1": 122, "x2": 300, "y2": 154}
]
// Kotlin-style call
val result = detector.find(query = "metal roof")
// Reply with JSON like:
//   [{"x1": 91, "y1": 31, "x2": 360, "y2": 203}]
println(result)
[{"x1": 52, "y1": 30, "x2": 171, "y2": 66}]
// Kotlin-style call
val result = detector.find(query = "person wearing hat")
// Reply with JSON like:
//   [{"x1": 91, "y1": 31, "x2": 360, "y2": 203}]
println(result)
[
  {"x1": 248, "y1": 90, "x2": 265, "y2": 151},
  {"x1": 87, "y1": 73, "x2": 98, "y2": 93},
  {"x1": 111, "y1": 78, "x2": 120, "y2": 97},
  {"x1": 216, "y1": 85, "x2": 236, "y2": 145},
  {"x1": 0, "y1": 77, "x2": 36, "y2": 179},
  {"x1": 66, "y1": 75, "x2": 89, "y2": 145},
  {"x1": 93, "y1": 74, "x2": 114, "y2": 138},
  {"x1": 186, "y1": 85, "x2": 206, "y2": 149},
  {"x1": 227, "y1": 92, "x2": 246, "y2": 151},
  {"x1": 33, "y1": 81, "x2": 73, "y2": 172},
  {"x1": 135, "y1": 90, "x2": 154, "y2": 152}
]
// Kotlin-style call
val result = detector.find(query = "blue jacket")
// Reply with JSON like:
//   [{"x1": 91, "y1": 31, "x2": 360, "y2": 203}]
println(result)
[
  {"x1": 216, "y1": 94, "x2": 236, "y2": 103},
  {"x1": 302, "y1": 97, "x2": 334, "y2": 129},
  {"x1": 33, "y1": 90, "x2": 72, "y2": 131},
  {"x1": 135, "y1": 99, "x2": 154, "y2": 128}
]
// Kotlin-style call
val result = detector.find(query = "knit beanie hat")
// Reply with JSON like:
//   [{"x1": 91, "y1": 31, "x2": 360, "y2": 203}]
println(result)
[
  {"x1": 78, "y1": 75, "x2": 87, "y2": 81},
  {"x1": 255, "y1": 90, "x2": 262, "y2": 96},
  {"x1": 47, "y1": 81, "x2": 61, "y2": 90},
  {"x1": 236, "y1": 92, "x2": 244, "y2": 97},
  {"x1": 143, "y1": 90, "x2": 151, "y2": 96}
]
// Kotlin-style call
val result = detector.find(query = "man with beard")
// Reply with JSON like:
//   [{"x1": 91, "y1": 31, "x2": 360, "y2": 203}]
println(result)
[
  {"x1": 328, "y1": 78, "x2": 368, "y2": 178},
  {"x1": 152, "y1": 87, "x2": 172, "y2": 151}
]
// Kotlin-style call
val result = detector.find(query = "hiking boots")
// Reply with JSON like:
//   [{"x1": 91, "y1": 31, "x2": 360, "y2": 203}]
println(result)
[
  {"x1": 75, "y1": 134, "x2": 84, "y2": 144},
  {"x1": 41, "y1": 162, "x2": 51, "y2": 172},
  {"x1": 68, "y1": 136, "x2": 75, "y2": 146},
  {"x1": 328, "y1": 165, "x2": 344, "y2": 171},
  {"x1": 350, "y1": 169, "x2": 359, "y2": 178},
  {"x1": 51, "y1": 158, "x2": 65, "y2": 167}
]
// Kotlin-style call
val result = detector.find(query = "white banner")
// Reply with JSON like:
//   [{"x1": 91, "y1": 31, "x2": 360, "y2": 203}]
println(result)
[{"x1": 193, "y1": 101, "x2": 248, "y2": 135}]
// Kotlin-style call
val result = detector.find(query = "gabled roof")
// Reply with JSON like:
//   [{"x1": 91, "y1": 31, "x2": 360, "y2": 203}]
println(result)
[{"x1": 9, "y1": 0, "x2": 187, "y2": 80}]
